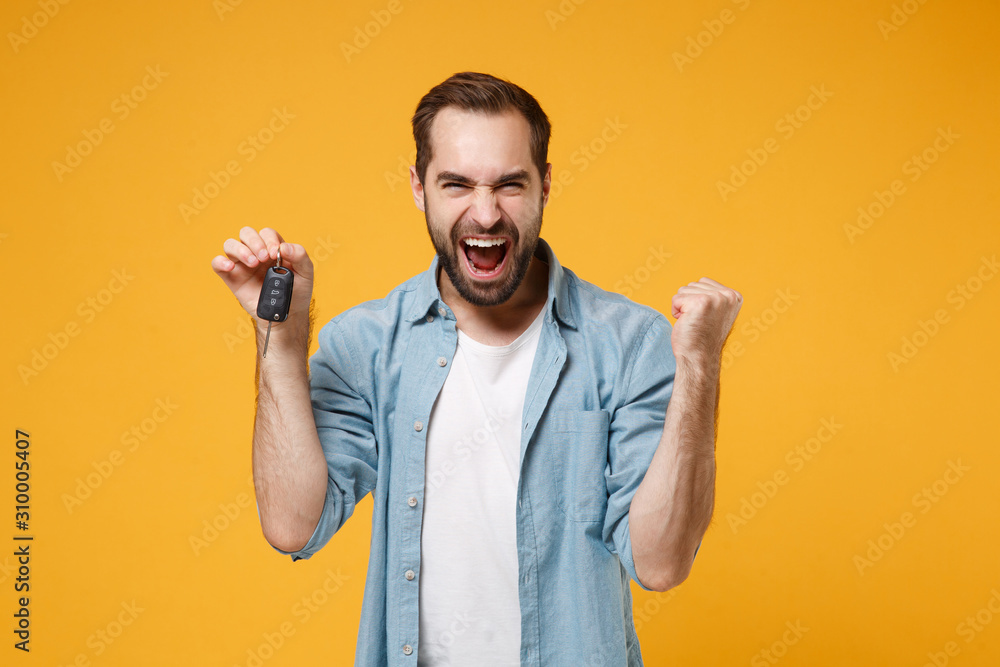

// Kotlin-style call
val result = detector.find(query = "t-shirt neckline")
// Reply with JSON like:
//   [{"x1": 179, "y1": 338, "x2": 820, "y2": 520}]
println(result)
[{"x1": 456, "y1": 304, "x2": 547, "y2": 357}]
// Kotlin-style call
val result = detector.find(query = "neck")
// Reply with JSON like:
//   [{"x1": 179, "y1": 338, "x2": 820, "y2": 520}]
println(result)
[{"x1": 438, "y1": 254, "x2": 549, "y2": 345}]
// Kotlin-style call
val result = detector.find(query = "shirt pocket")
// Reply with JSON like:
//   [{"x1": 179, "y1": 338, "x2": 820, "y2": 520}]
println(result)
[{"x1": 551, "y1": 409, "x2": 610, "y2": 523}]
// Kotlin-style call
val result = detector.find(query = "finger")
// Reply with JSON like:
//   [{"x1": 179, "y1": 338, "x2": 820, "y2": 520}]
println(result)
[
  {"x1": 671, "y1": 292, "x2": 692, "y2": 319},
  {"x1": 259, "y1": 228, "x2": 286, "y2": 261},
  {"x1": 211, "y1": 254, "x2": 235, "y2": 273},
  {"x1": 211, "y1": 252, "x2": 258, "y2": 296},
  {"x1": 223, "y1": 238, "x2": 261, "y2": 268},
  {"x1": 275, "y1": 242, "x2": 314, "y2": 280},
  {"x1": 239, "y1": 226, "x2": 270, "y2": 263},
  {"x1": 696, "y1": 277, "x2": 725, "y2": 287},
  {"x1": 213, "y1": 250, "x2": 258, "y2": 280},
  {"x1": 678, "y1": 285, "x2": 716, "y2": 297}
]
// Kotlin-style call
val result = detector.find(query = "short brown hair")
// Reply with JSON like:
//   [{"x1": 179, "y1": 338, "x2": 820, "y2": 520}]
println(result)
[{"x1": 411, "y1": 72, "x2": 552, "y2": 185}]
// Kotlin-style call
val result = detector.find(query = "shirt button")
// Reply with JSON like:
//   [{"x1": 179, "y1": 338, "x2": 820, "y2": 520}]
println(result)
[
  {"x1": 403, "y1": 644, "x2": 413, "y2": 655},
  {"x1": 438, "y1": 307, "x2": 446, "y2": 317},
  {"x1": 405, "y1": 569, "x2": 415, "y2": 580},
  {"x1": 425, "y1": 314, "x2": 434, "y2": 323},
  {"x1": 437, "y1": 356, "x2": 447, "y2": 367},
  {"x1": 414, "y1": 420, "x2": 423, "y2": 432},
  {"x1": 408, "y1": 496, "x2": 418, "y2": 507}
]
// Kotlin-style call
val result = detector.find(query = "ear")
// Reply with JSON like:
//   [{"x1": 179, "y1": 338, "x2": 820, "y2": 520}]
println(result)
[
  {"x1": 541, "y1": 163, "x2": 552, "y2": 209},
  {"x1": 410, "y1": 166, "x2": 425, "y2": 212}
]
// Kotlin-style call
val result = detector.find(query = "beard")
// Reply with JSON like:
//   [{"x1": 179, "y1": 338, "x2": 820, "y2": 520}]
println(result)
[{"x1": 425, "y1": 198, "x2": 543, "y2": 307}]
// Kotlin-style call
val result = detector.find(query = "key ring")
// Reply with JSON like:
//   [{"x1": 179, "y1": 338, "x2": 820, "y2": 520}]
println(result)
[{"x1": 276, "y1": 245, "x2": 282, "y2": 268}]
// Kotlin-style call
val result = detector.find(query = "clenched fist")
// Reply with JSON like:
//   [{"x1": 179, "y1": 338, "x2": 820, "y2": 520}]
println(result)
[{"x1": 669, "y1": 277, "x2": 742, "y2": 367}]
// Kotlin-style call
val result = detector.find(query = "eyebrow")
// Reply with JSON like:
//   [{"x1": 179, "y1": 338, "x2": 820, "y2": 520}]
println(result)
[{"x1": 435, "y1": 169, "x2": 531, "y2": 186}]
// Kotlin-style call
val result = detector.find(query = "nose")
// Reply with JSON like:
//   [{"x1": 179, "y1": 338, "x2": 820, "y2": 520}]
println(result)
[{"x1": 469, "y1": 187, "x2": 502, "y2": 229}]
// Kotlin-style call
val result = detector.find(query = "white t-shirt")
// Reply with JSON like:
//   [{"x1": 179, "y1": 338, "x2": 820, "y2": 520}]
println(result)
[{"x1": 417, "y1": 306, "x2": 546, "y2": 666}]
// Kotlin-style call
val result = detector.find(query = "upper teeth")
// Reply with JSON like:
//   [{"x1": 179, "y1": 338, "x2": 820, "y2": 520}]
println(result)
[{"x1": 464, "y1": 238, "x2": 505, "y2": 248}]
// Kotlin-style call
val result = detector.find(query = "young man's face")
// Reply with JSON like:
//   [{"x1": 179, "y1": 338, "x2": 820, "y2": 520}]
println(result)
[{"x1": 410, "y1": 107, "x2": 552, "y2": 307}]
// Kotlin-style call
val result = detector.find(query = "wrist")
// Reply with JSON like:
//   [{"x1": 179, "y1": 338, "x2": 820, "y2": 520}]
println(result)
[
  {"x1": 675, "y1": 352, "x2": 721, "y2": 380},
  {"x1": 255, "y1": 315, "x2": 309, "y2": 350}
]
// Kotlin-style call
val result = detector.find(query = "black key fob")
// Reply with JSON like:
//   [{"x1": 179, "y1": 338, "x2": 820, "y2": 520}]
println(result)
[{"x1": 256, "y1": 266, "x2": 294, "y2": 322}]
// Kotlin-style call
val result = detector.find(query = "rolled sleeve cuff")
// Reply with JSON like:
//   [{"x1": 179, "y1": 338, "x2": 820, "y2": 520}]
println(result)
[
  {"x1": 616, "y1": 514, "x2": 655, "y2": 592},
  {"x1": 618, "y1": 519, "x2": 704, "y2": 591},
  {"x1": 260, "y1": 485, "x2": 339, "y2": 562}
]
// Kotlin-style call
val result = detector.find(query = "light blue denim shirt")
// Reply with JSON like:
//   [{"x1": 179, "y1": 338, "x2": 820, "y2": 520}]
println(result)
[{"x1": 273, "y1": 238, "x2": 697, "y2": 665}]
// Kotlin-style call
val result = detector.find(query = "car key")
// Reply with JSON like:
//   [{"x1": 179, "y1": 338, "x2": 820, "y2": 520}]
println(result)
[{"x1": 255, "y1": 246, "x2": 294, "y2": 358}]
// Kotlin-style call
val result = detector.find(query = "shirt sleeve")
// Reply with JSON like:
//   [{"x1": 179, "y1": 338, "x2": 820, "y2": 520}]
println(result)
[
  {"x1": 269, "y1": 318, "x2": 379, "y2": 561},
  {"x1": 602, "y1": 312, "x2": 678, "y2": 591}
]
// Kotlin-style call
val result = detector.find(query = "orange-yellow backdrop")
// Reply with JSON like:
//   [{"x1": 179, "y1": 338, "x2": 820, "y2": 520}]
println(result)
[{"x1": 3, "y1": 0, "x2": 999, "y2": 665}]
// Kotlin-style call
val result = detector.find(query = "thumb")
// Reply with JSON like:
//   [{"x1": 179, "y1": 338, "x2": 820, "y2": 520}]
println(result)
[{"x1": 276, "y1": 242, "x2": 314, "y2": 282}]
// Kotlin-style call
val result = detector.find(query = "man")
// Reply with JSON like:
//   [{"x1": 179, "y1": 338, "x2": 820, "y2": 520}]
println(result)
[{"x1": 212, "y1": 71, "x2": 741, "y2": 665}]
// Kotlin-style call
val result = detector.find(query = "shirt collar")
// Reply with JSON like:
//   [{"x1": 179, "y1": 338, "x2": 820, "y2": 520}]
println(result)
[{"x1": 404, "y1": 237, "x2": 577, "y2": 329}]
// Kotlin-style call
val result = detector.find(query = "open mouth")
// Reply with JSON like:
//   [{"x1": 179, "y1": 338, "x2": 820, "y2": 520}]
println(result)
[{"x1": 461, "y1": 236, "x2": 509, "y2": 280}]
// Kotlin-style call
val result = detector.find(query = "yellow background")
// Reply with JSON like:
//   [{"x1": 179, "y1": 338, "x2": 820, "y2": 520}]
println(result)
[{"x1": 3, "y1": 0, "x2": 999, "y2": 664}]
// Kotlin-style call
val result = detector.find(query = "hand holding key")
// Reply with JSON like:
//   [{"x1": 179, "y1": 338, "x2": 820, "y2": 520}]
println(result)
[
  {"x1": 211, "y1": 227, "x2": 315, "y2": 353},
  {"x1": 256, "y1": 248, "x2": 294, "y2": 356}
]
